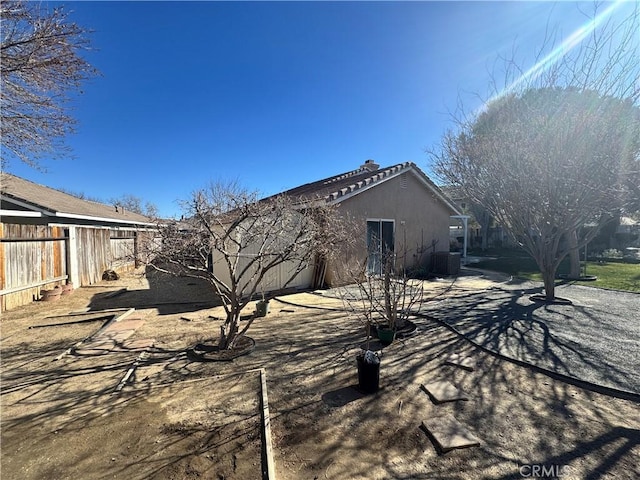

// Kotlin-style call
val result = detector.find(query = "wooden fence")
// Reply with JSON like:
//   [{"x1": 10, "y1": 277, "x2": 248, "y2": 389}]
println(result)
[
  {"x1": 0, "y1": 223, "x2": 148, "y2": 311},
  {"x1": 0, "y1": 224, "x2": 67, "y2": 311}
]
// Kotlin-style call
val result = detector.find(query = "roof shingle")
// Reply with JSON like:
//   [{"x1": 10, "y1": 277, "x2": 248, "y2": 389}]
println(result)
[{"x1": 1, "y1": 173, "x2": 152, "y2": 224}]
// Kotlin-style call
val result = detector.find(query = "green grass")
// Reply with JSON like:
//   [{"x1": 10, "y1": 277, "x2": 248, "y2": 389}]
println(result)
[{"x1": 471, "y1": 255, "x2": 640, "y2": 292}]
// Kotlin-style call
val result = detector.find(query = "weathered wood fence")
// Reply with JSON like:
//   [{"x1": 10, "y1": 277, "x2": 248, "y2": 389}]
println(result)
[{"x1": 0, "y1": 223, "x2": 147, "y2": 311}]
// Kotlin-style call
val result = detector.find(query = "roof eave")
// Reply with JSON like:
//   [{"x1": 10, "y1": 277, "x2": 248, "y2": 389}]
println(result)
[
  {"x1": 1, "y1": 194, "x2": 56, "y2": 216},
  {"x1": 324, "y1": 163, "x2": 463, "y2": 215},
  {"x1": 54, "y1": 212, "x2": 156, "y2": 227}
]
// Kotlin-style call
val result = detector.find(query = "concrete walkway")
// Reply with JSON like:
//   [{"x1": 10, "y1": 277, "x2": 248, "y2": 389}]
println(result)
[
  {"x1": 421, "y1": 272, "x2": 640, "y2": 396},
  {"x1": 74, "y1": 316, "x2": 153, "y2": 355}
]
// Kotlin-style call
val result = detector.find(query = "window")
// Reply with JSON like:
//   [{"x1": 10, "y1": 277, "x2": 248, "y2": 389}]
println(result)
[{"x1": 366, "y1": 219, "x2": 394, "y2": 274}]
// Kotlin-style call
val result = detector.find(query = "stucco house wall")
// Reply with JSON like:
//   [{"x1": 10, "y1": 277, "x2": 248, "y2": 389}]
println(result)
[{"x1": 337, "y1": 170, "x2": 452, "y2": 267}]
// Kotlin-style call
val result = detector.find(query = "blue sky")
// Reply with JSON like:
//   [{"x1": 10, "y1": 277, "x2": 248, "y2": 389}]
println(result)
[{"x1": 4, "y1": 1, "x2": 622, "y2": 218}]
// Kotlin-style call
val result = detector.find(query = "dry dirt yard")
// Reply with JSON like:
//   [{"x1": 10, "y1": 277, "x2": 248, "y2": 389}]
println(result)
[{"x1": 1, "y1": 269, "x2": 639, "y2": 480}]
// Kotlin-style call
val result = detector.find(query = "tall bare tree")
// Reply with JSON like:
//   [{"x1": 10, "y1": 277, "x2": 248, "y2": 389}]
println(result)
[
  {"x1": 145, "y1": 181, "x2": 347, "y2": 350},
  {"x1": 1, "y1": 0, "x2": 97, "y2": 169},
  {"x1": 431, "y1": 3, "x2": 640, "y2": 301}
]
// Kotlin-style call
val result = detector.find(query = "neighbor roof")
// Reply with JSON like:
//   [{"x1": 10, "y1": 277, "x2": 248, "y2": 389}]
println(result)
[
  {"x1": 277, "y1": 161, "x2": 461, "y2": 215},
  {"x1": 0, "y1": 172, "x2": 154, "y2": 226}
]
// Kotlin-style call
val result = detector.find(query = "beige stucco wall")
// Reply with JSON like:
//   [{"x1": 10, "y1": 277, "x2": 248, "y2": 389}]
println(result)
[{"x1": 326, "y1": 171, "x2": 453, "y2": 284}]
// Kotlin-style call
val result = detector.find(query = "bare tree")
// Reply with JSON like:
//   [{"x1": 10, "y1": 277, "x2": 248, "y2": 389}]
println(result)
[
  {"x1": 434, "y1": 88, "x2": 639, "y2": 301},
  {"x1": 1, "y1": 0, "x2": 97, "y2": 169},
  {"x1": 431, "y1": 3, "x2": 640, "y2": 301},
  {"x1": 145, "y1": 181, "x2": 346, "y2": 350},
  {"x1": 109, "y1": 194, "x2": 159, "y2": 218}
]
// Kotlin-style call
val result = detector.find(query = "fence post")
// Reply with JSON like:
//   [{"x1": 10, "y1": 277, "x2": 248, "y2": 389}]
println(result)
[{"x1": 67, "y1": 226, "x2": 80, "y2": 286}]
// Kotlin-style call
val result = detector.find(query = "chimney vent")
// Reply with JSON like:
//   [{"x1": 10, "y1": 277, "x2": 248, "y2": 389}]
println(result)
[{"x1": 360, "y1": 159, "x2": 380, "y2": 172}]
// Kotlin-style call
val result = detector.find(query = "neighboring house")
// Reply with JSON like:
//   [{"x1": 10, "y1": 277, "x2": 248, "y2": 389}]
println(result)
[
  {"x1": 0, "y1": 173, "x2": 156, "y2": 311},
  {"x1": 617, "y1": 216, "x2": 640, "y2": 238},
  {"x1": 273, "y1": 160, "x2": 461, "y2": 287},
  {"x1": 442, "y1": 185, "x2": 516, "y2": 251}
]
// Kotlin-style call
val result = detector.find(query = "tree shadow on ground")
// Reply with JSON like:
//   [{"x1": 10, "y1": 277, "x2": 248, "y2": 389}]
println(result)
[
  {"x1": 422, "y1": 284, "x2": 638, "y2": 395},
  {"x1": 3, "y1": 273, "x2": 638, "y2": 480},
  {"x1": 229, "y1": 282, "x2": 640, "y2": 479}
]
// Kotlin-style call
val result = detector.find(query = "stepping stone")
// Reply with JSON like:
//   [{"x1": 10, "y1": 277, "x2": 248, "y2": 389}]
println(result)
[
  {"x1": 444, "y1": 353, "x2": 475, "y2": 371},
  {"x1": 115, "y1": 338, "x2": 155, "y2": 352},
  {"x1": 104, "y1": 318, "x2": 145, "y2": 332},
  {"x1": 99, "y1": 330, "x2": 136, "y2": 342},
  {"x1": 421, "y1": 414, "x2": 481, "y2": 452},
  {"x1": 76, "y1": 337, "x2": 153, "y2": 355},
  {"x1": 421, "y1": 381, "x2": 469, "y2": 404},
  {"x1": 74, "y1": 338, "x2": 118, "y2": 354}
]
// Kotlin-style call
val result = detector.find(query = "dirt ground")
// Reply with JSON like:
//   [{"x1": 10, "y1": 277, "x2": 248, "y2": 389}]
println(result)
[{"x1": 1, "y1": 269, "x2": 639, "y2": 480}]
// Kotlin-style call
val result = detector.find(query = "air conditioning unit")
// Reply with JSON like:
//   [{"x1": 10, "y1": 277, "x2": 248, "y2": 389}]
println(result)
[{"x1": 430, "y1": 251, "x2": 461, "y2": 275}]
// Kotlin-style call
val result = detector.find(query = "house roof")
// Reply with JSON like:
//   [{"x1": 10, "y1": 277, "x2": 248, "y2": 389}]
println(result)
[
  {"x1": 0, "y1": 172, "x2": 154, "y2": 226},
  {"x1": 276, "y1": 161, "x2": 461, "y2": 215}
]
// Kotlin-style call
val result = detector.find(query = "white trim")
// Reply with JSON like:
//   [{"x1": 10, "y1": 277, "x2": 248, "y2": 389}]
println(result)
[
  {"x1": 0, "y1": 209, "x2": 44, "y2": 218},
  {"x1": 0, "y1": 197, "x2": 155, "y2": 227},
  {"x1": 53, "y1": 212, "x2": 155, "y2": 227},
  {"x1": 451, "y1": 215, "x2": 471, "y2": 262}
]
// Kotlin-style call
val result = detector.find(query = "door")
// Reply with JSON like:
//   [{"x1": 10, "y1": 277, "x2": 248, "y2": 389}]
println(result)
[{"x1": 367, "y1": 220, "x2": 394, "y2": 274}]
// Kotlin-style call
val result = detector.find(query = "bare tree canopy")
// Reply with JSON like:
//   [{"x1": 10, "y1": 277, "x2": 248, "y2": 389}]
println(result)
[
  {"x1": 145, "y1": 181, "x2": 348, "y2": 350},
  {"x1": 109, "y1": 194, "x2": 159, "y2": 218},
  {"x1": 1, "y1": 0, "x2": 97, "y2": 169},
  {"x1": 431, "y1": 3, "x2": 640, "y2": 301}
]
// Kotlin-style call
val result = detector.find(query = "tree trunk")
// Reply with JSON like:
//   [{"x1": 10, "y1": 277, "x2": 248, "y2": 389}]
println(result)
[
  {"x1": 541, "y1": 268, "x2": 556, "y2": 301},
  {"x1": 219, "y1": 312, "x2": 240, "y2": 350},
  {"x1": 568, "y1": 229, "x2": 581, "y2": 278},
  {"x1": 481, "y1": 227, "x2": 489, "y2": 251}
]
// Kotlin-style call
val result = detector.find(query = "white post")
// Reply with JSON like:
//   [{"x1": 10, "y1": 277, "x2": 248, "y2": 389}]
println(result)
[
  {"x1": 450, "y1": 215, "x2": 470, "y2": 265},
  {"x1": 68, "y1": 226, "x2": 80, "y2": 286}
]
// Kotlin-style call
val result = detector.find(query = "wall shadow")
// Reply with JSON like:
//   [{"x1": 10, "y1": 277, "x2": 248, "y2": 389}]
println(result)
[{"x1": 87, "y1": 267, "x2": 221, "y2": 315}]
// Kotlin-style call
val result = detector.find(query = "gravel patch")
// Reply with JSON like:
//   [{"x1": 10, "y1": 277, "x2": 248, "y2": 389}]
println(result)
[{"x1": 424, "y1": 278, "x2": 640, "y2": 394}]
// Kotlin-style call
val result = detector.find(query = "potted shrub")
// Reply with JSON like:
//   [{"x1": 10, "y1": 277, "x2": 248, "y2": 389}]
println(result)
[
  {"x1": 363, "y1": 251, "x2": 423, "y2": 345},
  {"x1": 340, "y1": 248, "x2": 423, "y2": 393}
]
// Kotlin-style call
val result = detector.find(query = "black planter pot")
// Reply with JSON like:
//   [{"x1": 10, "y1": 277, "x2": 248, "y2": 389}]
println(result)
[{"x1": 356, "y1": 355, "x2": 380, "y2": 394}]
